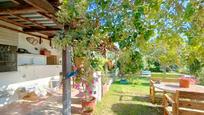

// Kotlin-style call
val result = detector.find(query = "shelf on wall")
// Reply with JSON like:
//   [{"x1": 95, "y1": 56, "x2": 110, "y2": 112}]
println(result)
[{"x1": 17, "y1": 53, "x2": 47, "y2": 65}]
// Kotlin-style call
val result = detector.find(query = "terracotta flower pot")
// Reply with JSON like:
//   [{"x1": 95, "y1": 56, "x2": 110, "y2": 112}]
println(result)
[
  {"x1": 179, "y1": 79, "x2": 190, "y2": 88},
  {"x1": 81, "y1": 109, "x2": 93, "y2": 115},
  {"x1": 81, "y1": 96, "x2": 96, "y2": 109},
  {"x1": 40, "y1": 49, "x2": 51, "y2": 56}
]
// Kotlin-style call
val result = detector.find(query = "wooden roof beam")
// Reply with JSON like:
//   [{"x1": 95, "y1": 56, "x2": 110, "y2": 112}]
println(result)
[
  {"x1": 24, "y1": 0, "x2": 56, "y2": 14},
  {"x1": 0, "y1": 24, "x2": 48, "y2": 39},
  {"x1": 38, "y1": 12, "x2": 63, "y2": 28},
  {"x1": 10, "y1": 0, "x2": 20, "y2": 5},
  {"x1": 48, "y1": 35, "x2": 56, "y2": 39},
  {"x1": 23, "y1": 28, "x2": 61, "y2": 32},
  {"x1": 0, "y1": 16, "x2": 31, "y2": 28},
  {"x1": 0, "y1": 7, "x2": 39, "y2": 15},
  {"x1": 9, "y1": 14, "x2": 46, "y2": 29}
]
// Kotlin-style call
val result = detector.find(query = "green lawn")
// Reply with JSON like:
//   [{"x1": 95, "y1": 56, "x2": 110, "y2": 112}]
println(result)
[
  {"x1": 94, "y1": 78, "x2": 162, "y2": 115},
  {"x1": 151, "y1": 72, "x2": 181, "y2": 78}
]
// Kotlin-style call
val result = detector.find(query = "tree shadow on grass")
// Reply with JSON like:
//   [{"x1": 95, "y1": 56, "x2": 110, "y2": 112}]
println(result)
[
  {"x1": 112, "y1": 81, "x2": 131, "y2": 85},
  {"x1": 113, "y1": 93, "x2": 162, "y2": 105},
  {"x1": 112, "y1": 78, "x2": 150, "y2": 86},
  {"x1": 111, "y1": 103, "x2": 162, "y2": 115},
  {"x1": 112, "y1": 94, "x2": 149, "y2": 102},
  {"x1": 140, "y1": 82, "x2": 149, "y2": 86}
]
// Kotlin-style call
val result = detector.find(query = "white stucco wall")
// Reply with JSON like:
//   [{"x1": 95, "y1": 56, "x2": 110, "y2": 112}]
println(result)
[
  {"x1": 18, "y1": 33, "x2": 61, "y2": 56},
  {"x1": 0, "y1": 20, "x2": 61, "y2": 56},
  {"x1": 0, "y1": 65, "x2": 61, "y2": 90},
  {"x1": 0, "y1": 20, "x2": 62, "y2": 105},
  {"x1": 0, "y1": 65, "x2": 62, "y2": 106},
  {"x1": 0, "y1": 20, "x2": 19, "y2": 46}
]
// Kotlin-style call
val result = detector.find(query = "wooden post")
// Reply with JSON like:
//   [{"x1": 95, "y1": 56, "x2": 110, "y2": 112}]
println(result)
[
  {"x1": 62, "y1": 46, "x2": 72, "y2": 115},
  {"x1": 62, "y1": 1, "x2": 75, "y2": 114}
]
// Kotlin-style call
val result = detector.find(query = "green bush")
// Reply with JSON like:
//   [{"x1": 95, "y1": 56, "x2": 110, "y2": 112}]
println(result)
[
  {"x1": 90, "y1": 58, "x2": 106, "y2": 71},
  {"x1": 147, "y1": 60, "x2": 162, "y2": 72},
  {"x1": 197, "y1": 68, "x2": 204, "y2": 86},
  {"x1": 118, "y1": 50, "x2": 144, "y2": 75}
]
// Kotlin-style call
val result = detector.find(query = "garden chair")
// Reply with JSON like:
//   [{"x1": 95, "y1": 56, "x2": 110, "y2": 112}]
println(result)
[
  {"x1": 150, "y1": 78, "x2": 179, "y2": 103},
  {"x1": 150, "y1": 79, "x2": 163, "y2": 103},
  {"x1": 163, "y1": 90, "x2": 204, "y2": 115}
]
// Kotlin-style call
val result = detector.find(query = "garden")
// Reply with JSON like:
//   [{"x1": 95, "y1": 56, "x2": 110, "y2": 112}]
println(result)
[
  {"x1": 53, "y1": 0, "x2": 204, "y2": 115},
  {"x1": 94, "y1": 77, "x2": 162, "y2": 115}
]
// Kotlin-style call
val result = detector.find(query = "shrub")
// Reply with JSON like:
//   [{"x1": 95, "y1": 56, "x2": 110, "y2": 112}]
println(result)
[{"x1": 197, "y1": 67, "x2": 204, "y2": 86}]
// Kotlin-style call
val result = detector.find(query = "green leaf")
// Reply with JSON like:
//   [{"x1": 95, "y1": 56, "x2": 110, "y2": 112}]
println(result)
[
  {"x1": 184, "y1": 3, "x2": 195, "y2": 20},
  {"x1": 144, "y1": 30, "x2": 153, "y2": 41},
  {"x1": 138, "y1": 6, "x2": 144, "y2": 14}
]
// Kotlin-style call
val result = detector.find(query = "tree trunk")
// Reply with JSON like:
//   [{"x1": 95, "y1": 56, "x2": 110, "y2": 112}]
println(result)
[
  {"x1": 164, "y1": 65, "x2": 167, "y2": 74},
  {"x1": 62, "y1": 47, "x2": 72, "y2": 115}
]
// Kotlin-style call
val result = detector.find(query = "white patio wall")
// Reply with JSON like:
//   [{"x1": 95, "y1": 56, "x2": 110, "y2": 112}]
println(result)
[
  {"x1": 0, "y1": 20, "x2": 19, "y2": 46},
  {"x1": 0, "y1": 65, "x2": 61, "y2": 90},
  {"x1": 0, "y1": 20, "x2": 62, "y2": 105}
]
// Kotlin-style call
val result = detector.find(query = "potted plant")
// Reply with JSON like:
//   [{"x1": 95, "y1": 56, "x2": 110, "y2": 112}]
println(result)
[
  {"x1": 73, "y1": 41, "x2": 87, "y2": 67},
  {"x1": 72, "y1": 65, "x2": 96, "y2": 109},
  {"x1": 77, "y1": 58, "x2": 96, "y2": 109},
  {"x1": 81, "y1": 93, "x2": 96, "y2": 110},
  {"x1": 81, "y1": 77, "x2": 96, "y2": 109},
  {"x1": 179, "y1": 78, "x2": 190, "y2": 88},
  {"x1": 82, "y1": 107, "x2": 93, "y2": 115},
  {"x1": 179, "y1": 75, "x2": 197, "y2": 88}
]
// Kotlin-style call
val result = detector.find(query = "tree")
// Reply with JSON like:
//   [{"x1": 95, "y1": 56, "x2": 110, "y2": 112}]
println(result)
[
  {"x1": 53, "y1": 0, "x2": 204, "y2": 114},
  {"x1": 182, "y1": 36, "x2": 204, "y2": 76},
  {"x1": 55, "y1": 1, "x2": 89, "y2": 114},
  {"x1": 118, "y1": 48, "x2": 144, "y2": 75},
  {"x1": 139, "y1": 0, "x2": 203, "y2": 75}
]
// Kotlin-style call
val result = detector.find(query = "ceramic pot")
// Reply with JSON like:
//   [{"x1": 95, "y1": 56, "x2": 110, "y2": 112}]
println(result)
[
  {"x1": 81, "y1": 96, "x2": 96, "y2": 109},
  {"x1": 179, "y1": 79, "x2": 190, "y2": 88},
  {"x1": 81, "y1": 109, "x2": 93, "y2": 115}
]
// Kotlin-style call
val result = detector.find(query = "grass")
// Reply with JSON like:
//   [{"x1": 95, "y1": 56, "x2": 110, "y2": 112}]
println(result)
[
  {"x1": 94, "y1": 77, "x2": 162, "y2": 115},
  {"x1": 151, "y1": 72, "x2": 181, "y2": 78}
]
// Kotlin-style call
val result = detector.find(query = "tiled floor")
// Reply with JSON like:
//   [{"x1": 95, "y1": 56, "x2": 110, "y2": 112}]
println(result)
[{"x1": 0, "y1": 88, "x2": 82, "y2": 115}]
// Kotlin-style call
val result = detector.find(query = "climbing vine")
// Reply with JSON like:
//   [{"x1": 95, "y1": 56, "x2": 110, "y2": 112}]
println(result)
[{"x1": 54, "y1": 0, "x2": 204, "y2": 77}]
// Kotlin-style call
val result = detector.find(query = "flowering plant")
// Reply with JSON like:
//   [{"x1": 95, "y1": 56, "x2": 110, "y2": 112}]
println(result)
[
  {"x1": 73, "y1": 58, "x2": 95, "y2": 100},
  {"x1": 73, "y1": 78, "x2": 94, "y2": 100}
]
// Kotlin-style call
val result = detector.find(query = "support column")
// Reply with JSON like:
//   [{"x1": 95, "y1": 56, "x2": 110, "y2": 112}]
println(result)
[{"x1": 62, "y1": 46, "x2": 72, "y2": 115}]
